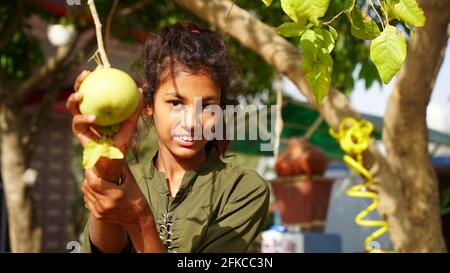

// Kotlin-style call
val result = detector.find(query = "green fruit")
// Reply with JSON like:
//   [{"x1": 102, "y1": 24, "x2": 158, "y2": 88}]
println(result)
[{"x1": 79, "y1": 68, "x2": 138, "y2": 126}]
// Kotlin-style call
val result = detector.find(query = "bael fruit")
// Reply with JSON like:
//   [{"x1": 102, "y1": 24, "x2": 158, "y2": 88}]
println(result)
[{"x1": 79, "y1": 68, "x2": 139, "y2": 126}]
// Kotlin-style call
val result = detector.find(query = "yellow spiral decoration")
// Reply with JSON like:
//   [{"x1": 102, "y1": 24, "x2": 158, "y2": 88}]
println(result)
[{"x1": 329, "y1": 117, "x2": 391, "y2": 253}]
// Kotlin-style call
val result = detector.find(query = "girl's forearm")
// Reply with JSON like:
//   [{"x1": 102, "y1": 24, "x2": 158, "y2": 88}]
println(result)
[
  {"x1": 126, "y1": 207, "x2": 167, "y2": 253},
  {"x1": 88, "y1": 215, "x2": 128, "y2": 253}
]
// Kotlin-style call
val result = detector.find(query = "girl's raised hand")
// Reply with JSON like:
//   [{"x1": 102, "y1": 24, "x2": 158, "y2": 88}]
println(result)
[{"x1": 67, "y1": 70, "x2": 145, "y2": 181}]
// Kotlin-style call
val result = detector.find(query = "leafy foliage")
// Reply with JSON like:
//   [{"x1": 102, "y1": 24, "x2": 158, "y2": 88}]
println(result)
[
  {"x1": 0, "y1": 0, "x2": 426, "y2": 106},
  {"x1": 260, "y1": 0, "x2": 426, "y2": 105}
]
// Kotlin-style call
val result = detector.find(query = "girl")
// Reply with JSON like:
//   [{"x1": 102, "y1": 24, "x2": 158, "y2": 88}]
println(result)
[{"x1": 66, "y1": 21, "x2": 270, "y2": 253}]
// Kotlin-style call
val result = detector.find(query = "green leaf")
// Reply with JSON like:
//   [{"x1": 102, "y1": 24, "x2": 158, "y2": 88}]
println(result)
[
  {"x1": 348, "y1": 6, "x2": 381, "y2": 40},
  {"x1": 82, "y1": 140, "x2": 104, "y2": 169},
  {"x1": 370, "y1": 25, "x2": 407, "y2": 84},
  {"x1": 81, "y1": 137, "x2": 124, "y2": 169},
  {"x1": 300, "y1": 27, "x2": 336, "y2": 61},
  {"x1": 328, "y1": 25, "x2": 338, "y2": 41},
  {"x1": 300, "y1": 29, "x2": 320, "y2": 60},
  {"x1": 385, "y1": 0, "x2": 399, "y2": 19},
  {"x1": 391, "y1": 0, "x2": 425, "y2": 27},
  {"x1": 314, "y1": 28, "x2": 336, "y2": 53},
  {"x1": 281, "y1": 0, "x2": 331, "y2": 25},
  {"x1": 261, "y1": 0, "x2": 273, "y2": 7},
  {"x1": 344, "y1": 0, "x2": 355, "y2": 14},
  {"x1": 301, "y1": 53, "x2": 333, "y2": 105},
  {"x1": 276, "y1": 22, "x2": 306, "y2": 37},
  {"x1": 101, "y1": 145, "x2": 124, "y2": 159},
  {"x1": 300, "y1": 27, "x2": 334, "y2": 104}
]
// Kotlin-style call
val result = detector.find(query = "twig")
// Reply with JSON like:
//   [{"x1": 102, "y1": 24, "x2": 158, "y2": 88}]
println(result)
[
  {"x1": 105, "y1": 0, "x2": 119, "y2": 54},
  {"x1": 376, "y1": 0, "x2": 390, "y2": 24},
  {"x1": 304, "y1": 115, "x2": 324, "y2": 140},
  {"x1": 273, "y1": 73, "x2": 283, "y2": 159},
  {"x1": 323, "y1": 10, "x2": 344, "y2": 26},
  {"x1": 87, "y1": 0, "x2": 111, "y2": 68},
  {"x1": 117, "y1": 0, "x2": 152, "y2": 17},
  {"x1": 368, "y1": 0, "x2": 385, "y2": 30}
]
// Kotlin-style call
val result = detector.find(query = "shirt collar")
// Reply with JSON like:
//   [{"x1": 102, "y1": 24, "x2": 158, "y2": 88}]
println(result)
[{"x1": 144, "y1": 147, "x2": 226, "y2": 195}]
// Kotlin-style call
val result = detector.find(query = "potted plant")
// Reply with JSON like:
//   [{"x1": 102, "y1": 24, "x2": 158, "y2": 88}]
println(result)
[{"x1": 272, "y1": 137, "x2": 334, "y2": 232}]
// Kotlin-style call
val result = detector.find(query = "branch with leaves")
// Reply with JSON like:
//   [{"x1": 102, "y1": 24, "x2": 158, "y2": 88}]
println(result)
[{"x1": 265, "y1": 0, "x2": 425, "y2": 105}]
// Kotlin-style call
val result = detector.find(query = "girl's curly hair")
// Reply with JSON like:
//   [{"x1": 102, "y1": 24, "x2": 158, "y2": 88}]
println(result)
[{"x1": 142, "y1": 20, "x2": 240, "y2": 156}]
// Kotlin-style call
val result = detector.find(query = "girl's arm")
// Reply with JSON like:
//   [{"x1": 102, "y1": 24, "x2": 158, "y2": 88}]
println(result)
[
  {"x1": 82, "y1": 163, "x2": 166, "y2": 253},
  {"x1": 87, "y1": 216, "x2": 128, "y2": 253},
  {"x1": 69, "y1": 71, "x2": 164, "y2": 252}
]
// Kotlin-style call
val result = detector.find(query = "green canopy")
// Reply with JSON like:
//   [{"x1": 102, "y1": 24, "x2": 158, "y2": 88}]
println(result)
[{"x1": 228, "y1": 98, "x2": 450, "y2": 159}]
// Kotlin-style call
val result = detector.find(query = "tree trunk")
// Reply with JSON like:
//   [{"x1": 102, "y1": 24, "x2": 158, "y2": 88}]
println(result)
[
  {"x1": 0, "y1": 101, "x2": 41, "y2": 252},
  {"x1": 381, "y1": 0, "x2": 450, "y2": 252},
  {"x1": 175, "y1": 0, "x2": 449, "y2": 252}
]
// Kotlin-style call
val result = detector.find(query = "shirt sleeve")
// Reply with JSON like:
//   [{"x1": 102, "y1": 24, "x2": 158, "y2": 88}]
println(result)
[
  {"x1": 82, "y1": 219, "x2": 135, "y2": 253},
  {"x1": 197, "y1": 170, "x2": 270, "y2": 253}
]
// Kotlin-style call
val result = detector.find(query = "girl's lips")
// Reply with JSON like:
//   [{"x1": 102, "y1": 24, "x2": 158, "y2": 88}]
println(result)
[{"x1": 173, "y1": 135, "x2": 196, "y2": 147}]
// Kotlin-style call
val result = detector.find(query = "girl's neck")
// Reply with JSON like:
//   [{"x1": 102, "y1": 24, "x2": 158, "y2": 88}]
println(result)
[{"x1": 155, "y1": 145, "x2": 207, "y2": 183}]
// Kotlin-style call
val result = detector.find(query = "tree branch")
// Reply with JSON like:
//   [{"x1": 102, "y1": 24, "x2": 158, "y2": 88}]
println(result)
[
  {"x1": 117, "y1": 0, "x2": 152, "y2": 17},
  {"x1": 16, "y1": 32, "x2": 79, "y2": 102}
]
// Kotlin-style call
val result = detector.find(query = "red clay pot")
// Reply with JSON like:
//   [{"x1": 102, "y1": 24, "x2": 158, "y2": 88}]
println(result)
[
  {"x1": 271, "y1": 176, "x2": 334, "y2": 232},
  {"x1": 275, "y1": 137, "x2": 328, "y2": 176}
]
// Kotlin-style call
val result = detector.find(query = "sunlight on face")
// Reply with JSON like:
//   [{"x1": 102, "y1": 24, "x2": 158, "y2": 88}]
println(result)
[{"x1": 148, "y1": 70, "x2": 221, "y2": 159}]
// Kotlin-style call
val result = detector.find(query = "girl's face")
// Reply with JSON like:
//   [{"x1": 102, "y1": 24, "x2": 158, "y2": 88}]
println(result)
[{"x1": 147, "y1": 70, "x2": 221, "y2": 159}]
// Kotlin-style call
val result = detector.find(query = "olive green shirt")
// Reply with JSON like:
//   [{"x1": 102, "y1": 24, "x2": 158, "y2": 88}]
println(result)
[{"x1": 82, "y1": 148, "x2": 270, "y2": 253}]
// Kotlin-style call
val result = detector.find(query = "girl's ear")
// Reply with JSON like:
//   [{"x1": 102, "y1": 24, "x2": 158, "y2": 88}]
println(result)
[{"x1": 144, "y1": 105, "x2": 153, "y2": 116}]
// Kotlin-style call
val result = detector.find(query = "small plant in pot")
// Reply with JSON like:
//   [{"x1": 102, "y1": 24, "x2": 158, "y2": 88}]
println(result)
[{"x1": 272, "y1": 137, "x2": 334, "y2": 232}]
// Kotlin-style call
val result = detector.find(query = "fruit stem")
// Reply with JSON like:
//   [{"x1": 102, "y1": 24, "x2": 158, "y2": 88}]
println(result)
[{"x1": 87, "y1": 0, "x2": 111, "y2": 68}]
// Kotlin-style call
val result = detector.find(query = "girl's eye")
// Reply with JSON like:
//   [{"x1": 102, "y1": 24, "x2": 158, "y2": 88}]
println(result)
[{"x1": 169, "y1": 101, "x2": 184, "y2": 110}]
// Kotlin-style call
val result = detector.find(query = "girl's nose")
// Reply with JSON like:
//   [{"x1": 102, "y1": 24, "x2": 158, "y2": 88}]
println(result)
[{"x1": 181, "y1": 104, "x2": 202, "y2": 132}]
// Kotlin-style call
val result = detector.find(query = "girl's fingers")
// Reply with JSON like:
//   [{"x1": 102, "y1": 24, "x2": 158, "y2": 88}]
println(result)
[
  {"x1": 83, "y1": 190, "x2": 104, "y2": 220},
  {"x1": 113, "y1": 88, "x2": 144, "y2": 147},
  {"x1": 84, "y1": 170, "x2": 125, "y2": 203},
  {"x1": 83, "y1": 181, "x2": 118, "y2": 218},
  {"x1": 74, "y1": 70, "x2": 91, "y2": 92},
  {"x1": 85, "y1": 169, "x2": 116, "y2": 193},
  {"x1": 72, "y1": 114, "x2": 99, "y2": 146},
  {"x1": 82, "y1": 182, "x2": 112, "y2": 215},
  {"x1": 66, "y1": 92, "x2": 83, "y2": 116}
]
